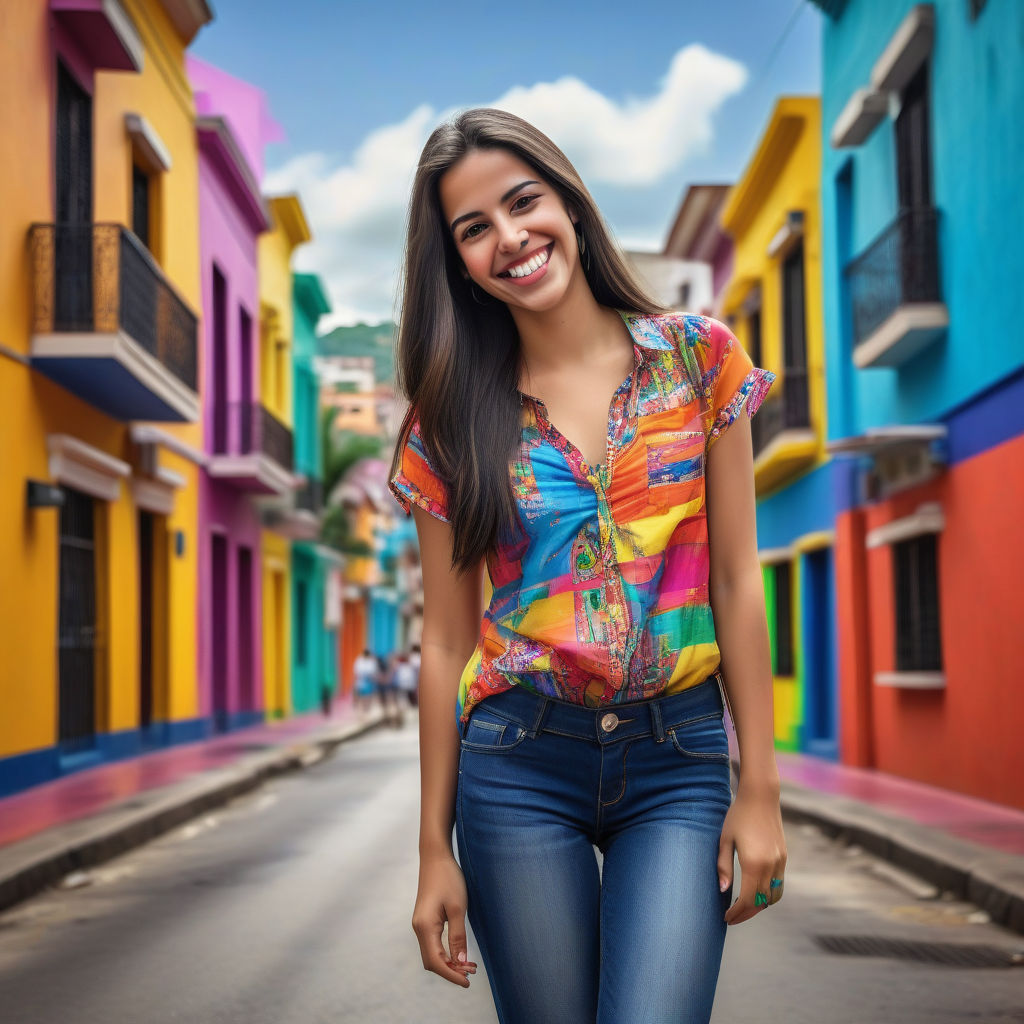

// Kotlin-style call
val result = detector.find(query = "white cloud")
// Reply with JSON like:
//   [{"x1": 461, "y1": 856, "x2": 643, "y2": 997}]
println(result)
[{"x1": 268, "y1": 45, "x2": 747, "y2": 328}]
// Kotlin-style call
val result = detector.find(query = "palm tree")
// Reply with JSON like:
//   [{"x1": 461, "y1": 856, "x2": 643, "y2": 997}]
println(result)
[{"x1": 320, "y1": 405, "x2": 382, "y2": 556}]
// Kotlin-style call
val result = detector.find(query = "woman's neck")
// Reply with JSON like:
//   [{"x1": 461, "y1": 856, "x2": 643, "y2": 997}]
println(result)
[{"x1": 509, "y1": 276, "x2": 628, "y2": 383}]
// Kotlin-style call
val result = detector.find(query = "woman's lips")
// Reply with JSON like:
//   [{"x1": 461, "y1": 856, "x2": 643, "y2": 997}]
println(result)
[{"x1": 497, "y1": 242, "x2": 555, "y2": 284}]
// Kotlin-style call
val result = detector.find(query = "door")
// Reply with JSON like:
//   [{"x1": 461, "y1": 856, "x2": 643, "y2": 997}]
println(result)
[
  {"x1": 895, "y1": 62, "x2": 936, "y2": 302},
  {"x1": 212, "y1": 266, "x2": 229, "y2": 454},
  {"x1": 237, "y1": 545, "x2": 254, "y2": 712},
  {"x1": 803, "y1": 547, "x2": 837, "y2": 759},
  {"x1": 58, "y1": 487, "x2": 97, "y2": 753},
  {"x1": 211, "y1": 533, "x2": 230, "y2": 731},
  {"x1": 138, "y1": 509, "x2": 155, "y2": 735}
]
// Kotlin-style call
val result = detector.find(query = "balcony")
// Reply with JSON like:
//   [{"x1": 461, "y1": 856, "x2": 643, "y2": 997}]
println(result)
[
  {"x1": 30, "y1": 223, "x2": 199, "y2": 421},
  {"x1": 207, "y1": 402, "x2": 295, "y2": 495},
  {"x1": 751, "y1": 367, "x2": 817, "y2": 491},
  {"x1": 845, "y1": 207, "x2": 948, "y2": 369}
]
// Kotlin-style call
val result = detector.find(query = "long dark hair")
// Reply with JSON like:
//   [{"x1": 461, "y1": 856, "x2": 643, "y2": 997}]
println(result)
[{"x1": 390, "y1": 107, "x2": 667, "y2": 575}]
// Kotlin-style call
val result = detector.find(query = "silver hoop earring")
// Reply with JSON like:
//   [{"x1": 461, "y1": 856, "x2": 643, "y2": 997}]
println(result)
[{"x1": 469, "y1": 281, "x2": 488, "y2": 305}]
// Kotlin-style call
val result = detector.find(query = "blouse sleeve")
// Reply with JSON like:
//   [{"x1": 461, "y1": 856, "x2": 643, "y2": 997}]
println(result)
[
  {"x1": 700, "y1": 316, "x2": 777, "y2": 449},
  {"x1": 388, "y1": 417, "x2": 452, "y2": 524}
]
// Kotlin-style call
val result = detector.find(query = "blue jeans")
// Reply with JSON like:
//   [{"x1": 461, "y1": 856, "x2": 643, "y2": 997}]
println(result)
[{"x1": 455, "y1": 671, "x2": 734, "y2": 1024}]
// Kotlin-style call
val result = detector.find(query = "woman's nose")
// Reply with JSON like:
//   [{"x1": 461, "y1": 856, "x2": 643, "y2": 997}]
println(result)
[{"x1": 496, "y1": 222, "x2": 528, "y2": 253}]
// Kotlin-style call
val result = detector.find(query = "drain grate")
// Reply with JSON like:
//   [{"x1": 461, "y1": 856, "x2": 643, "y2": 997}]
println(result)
[{"x1": 813, "y1": 934, "x2": 1024, "y2": 968}]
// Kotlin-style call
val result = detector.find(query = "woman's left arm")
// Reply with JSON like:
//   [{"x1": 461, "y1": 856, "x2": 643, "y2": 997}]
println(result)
[{"x1": 705, "y1": 405, "x2": 787, "y2": 925}]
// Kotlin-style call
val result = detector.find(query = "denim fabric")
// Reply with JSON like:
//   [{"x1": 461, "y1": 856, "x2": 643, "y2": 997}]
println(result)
[{"x1": 455, "y1": 671, "x2": 734, "y2": 1024}]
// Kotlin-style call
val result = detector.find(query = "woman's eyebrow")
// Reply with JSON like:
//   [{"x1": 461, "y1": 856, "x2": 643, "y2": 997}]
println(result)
[{"x1": 449, "y1": 179, "x2": 541, "y2": 234}]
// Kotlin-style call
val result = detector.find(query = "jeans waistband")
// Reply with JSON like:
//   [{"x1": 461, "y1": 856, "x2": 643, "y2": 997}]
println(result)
[{"x1": 463, "y1": 671, "x2": 726, "y2": 745}]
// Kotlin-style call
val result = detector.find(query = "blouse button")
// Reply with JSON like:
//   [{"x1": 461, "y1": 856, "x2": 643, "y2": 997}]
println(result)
[{"x1": 601, "y1": 712, "x2": 619, "y2": 732}]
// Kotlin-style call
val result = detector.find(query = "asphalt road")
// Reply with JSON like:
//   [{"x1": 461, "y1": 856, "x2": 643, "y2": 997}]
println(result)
[{"x1": 0, "y1": 711, "x2": 1021, "y2": 1023}]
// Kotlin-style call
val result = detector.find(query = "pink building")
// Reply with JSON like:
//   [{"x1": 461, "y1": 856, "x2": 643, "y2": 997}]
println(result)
[{"x1": 188, "y1": 58, "x2": 283, "y2": 731}]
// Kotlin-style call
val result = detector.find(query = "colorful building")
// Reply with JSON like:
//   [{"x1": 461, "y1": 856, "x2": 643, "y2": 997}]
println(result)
[
  {"x1": 810, "y1": 0, "x2": 1024, "y2": 807},
  {"x1": 290, "y1": 272, "x2": 342, "y2": 713},
  {"x1": 662, "y1": 184, "x2": 734, "y2": 316},
  {"x1": 256, "y1": 195, "x2": 312, "y2": 718},
  {"x1": 188, "y1": 57, "x2": 278, "y2": 732},
  {"x1": 718, "y1": 97, "x2": 837, "y2": 758},
  {"x1": 0, "y1": 0, "x2": 212, "y2": 794}
]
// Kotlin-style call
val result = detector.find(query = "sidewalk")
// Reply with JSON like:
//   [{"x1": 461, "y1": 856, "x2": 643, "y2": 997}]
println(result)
[
  {"x1": 2, "y1": 702, "x2": 1022, "y2": 936},
  {"x1": 0, "y1": 695, "x2": 391, "y2": 913},
  {"x1": 770, "y1": 748, "x2": 1024, "y2": 935}
]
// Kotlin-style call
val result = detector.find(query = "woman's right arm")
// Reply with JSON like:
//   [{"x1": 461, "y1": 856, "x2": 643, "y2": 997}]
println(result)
[{"x1": 409, "y1": 502, "x2": 483, "y2": 989}]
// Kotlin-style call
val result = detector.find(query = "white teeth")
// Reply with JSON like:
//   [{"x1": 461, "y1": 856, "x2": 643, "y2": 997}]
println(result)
[{"x1": 505, "y1": 246, "x2": 550, "y2": 278}]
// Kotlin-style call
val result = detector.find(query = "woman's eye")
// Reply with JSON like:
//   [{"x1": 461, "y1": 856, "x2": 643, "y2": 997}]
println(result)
[
  {"x1": 512, "y1": 194, "x2": 538, "y2": 211},
  {"x1": 462, "y1": 223, "x2": 486, "y2": 240}
]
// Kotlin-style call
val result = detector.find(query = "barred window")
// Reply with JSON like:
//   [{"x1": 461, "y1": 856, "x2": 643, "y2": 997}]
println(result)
[{"x1": 893, "y1": 533, "x2": 942, "y2": 670}]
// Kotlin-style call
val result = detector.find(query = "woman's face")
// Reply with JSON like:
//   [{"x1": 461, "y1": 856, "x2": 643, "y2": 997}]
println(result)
[{"x1": 439, "y1": 147, "x2": 582, "y2": 314}]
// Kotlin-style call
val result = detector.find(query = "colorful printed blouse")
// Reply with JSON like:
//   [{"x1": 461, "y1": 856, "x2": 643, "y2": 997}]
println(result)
[{"x1": 388, "y1": 312, "x2": 776, "y2": 729}]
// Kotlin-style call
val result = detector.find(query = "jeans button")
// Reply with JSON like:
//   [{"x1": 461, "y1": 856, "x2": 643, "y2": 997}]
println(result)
[{"x1": 601, "y1": 712, "x2": 619, "y2": 732}]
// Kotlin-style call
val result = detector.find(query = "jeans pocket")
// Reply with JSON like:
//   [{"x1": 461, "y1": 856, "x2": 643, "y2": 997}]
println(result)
[
  {"x1": 460, "y1": 707, "x2": 528, "y2": 753},
  {"x1": 666, "y1": 711, "x2": 731, "y2": 762}
]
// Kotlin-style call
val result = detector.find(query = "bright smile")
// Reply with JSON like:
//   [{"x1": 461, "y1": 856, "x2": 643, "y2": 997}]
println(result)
[{"x1": 497, "y1": 242, "x2": 555, "y2": 283}]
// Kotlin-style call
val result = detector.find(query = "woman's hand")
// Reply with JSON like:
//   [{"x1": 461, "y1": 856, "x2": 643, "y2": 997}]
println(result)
[
  {"x1": 717, "y1": 784, "x2": 787, "y2": 926},
  {"x1": 411, "y1": 852, "x2": 479, "y2": 987}
]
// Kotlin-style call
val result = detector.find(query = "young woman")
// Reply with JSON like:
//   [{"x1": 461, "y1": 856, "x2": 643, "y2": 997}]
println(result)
[{"x1": 389, "y1": 107, "x2": 787, "y2": 1024}]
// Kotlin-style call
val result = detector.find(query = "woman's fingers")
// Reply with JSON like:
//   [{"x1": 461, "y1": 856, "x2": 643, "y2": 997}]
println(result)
[
  {"x1": 412, "y1": 916, "x2": 478, "y2": 988},
  {"x1": 723, "y1": 860, "x2": 785, "y2": 925},
  {"x1": 445, "y1": 920, "x2": 478, "y2": 976}
]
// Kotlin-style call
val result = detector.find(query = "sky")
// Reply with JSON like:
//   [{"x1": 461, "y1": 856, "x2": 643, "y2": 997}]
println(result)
[{"x1": 191, "y1": 0, "x2": 822, "y2": 328}]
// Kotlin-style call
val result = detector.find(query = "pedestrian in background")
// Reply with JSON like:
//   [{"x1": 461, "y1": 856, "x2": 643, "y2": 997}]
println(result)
[
  {"x1": 353, "y1": 649, "x2": 378, "y2": 715},
  {"x1": 378, "y1": 652, "x2": 403, "y2": 727},
  {"x1": 394, "y1": 653, "x2": 418, "y2": 709},
  {"x1": 389, "y1": 108, "x2": 786, "y2": 1023}
]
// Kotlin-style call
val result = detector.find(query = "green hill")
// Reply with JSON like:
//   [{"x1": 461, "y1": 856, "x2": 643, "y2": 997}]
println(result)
[{"x1": 317, "y1": 321, "x2": 396, "y2": 382}]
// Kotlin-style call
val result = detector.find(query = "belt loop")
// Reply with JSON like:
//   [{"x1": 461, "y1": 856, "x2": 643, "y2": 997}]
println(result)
[
  {"x1": 529, "y1": 695, "x2": 551, "y2": 739},
  {"x1": 649, "y1": 699, "x2": 665, "y2": 742}
]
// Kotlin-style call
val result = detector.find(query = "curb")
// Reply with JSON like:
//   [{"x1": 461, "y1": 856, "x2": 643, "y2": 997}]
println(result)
[
  {"x1": 773, "y1": 770, "x2": 1024, "y2": 936},
  {"x1": 0, "y1": 711, "x2": 389, "y2": 915}
]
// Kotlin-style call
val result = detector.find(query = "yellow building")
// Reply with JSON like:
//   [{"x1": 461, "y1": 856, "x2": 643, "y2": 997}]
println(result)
[
  {"x1": 718, "y1": 96, "x2": 831, "y2": 749},
  {"x1": 257, "y1": 196, "x2": 311, "y2": 718},
  {"x1": 0, "y1": 0, "x2": 212, "y2": 791},
  {"x1": 719, "y1": 96, "x2": 827, "y2": 495}
]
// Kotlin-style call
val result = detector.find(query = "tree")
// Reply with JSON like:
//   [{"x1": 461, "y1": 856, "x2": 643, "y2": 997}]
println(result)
[{"x1": 319, "y1": 405, "x2": 382, "y2": 556}]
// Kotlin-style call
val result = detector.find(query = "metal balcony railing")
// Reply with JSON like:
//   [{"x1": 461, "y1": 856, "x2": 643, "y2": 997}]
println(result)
[
  {"x1": 751, "y1": 366, "x2": 811, "y2": 460},
  {"x1": 844, "y1": 206, "x2": 942, "y2": 347},
  {"x1": 213, "y1": 401, "x2": 294, "y2": 471},
  {"x1": 30, "y1": 223, "x2": 198, "y2": 391}
]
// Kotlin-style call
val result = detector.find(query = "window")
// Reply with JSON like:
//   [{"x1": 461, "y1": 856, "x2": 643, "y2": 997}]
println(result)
[
  {"x1": 893, "y1": 533, "x2": 942, "y2": 671},
  {"x1": 131, "y1": 164, "x2": 150, "y2": 249},
  {"x1": 781, "y1": 239, "x2": 807, "y2": 371},
  {"x1": 895, "y1": 61, "x2": 932, "y2": 212},
  {"x1": 748, "y1": 306, "x2": 763, "y2": 369}
]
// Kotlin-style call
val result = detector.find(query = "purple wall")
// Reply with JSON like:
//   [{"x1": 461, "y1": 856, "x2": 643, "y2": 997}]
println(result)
[
  {"x1": 187, "y1": 55, "x2": 283, "y2": 186},
  {"x1": 192, "y1": 65, "x2": 273, "y2": 725}
]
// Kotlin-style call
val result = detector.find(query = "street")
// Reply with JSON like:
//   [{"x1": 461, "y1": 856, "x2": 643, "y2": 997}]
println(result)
[{"x1": 0, "y1": 719, "x2": 1021, "y2": 1024}]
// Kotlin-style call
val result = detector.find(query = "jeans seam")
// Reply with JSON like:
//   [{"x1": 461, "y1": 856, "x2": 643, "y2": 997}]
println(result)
[{"x1": 600, "y1": 738, "x2": 639, "y2": 807}]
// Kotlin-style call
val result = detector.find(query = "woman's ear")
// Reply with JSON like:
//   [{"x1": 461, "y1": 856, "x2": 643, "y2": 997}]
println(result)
[{"x1": 566, "y1": 202, "x2": 580, "y2": 226}]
